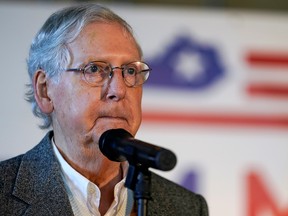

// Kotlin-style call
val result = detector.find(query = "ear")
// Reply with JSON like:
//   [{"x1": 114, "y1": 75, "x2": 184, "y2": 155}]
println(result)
[{"x1": 33, "y1": 70, "x2": 54, "y2": 114}]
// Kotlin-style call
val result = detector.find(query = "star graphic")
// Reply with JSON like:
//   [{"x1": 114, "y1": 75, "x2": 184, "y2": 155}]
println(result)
[{"x1": 174, "y1": 51, "x2": 204, "y2": 83}]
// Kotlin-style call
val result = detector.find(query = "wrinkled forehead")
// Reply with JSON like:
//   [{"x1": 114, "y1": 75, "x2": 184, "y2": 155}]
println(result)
[{"x1": 74, "y1": 21, "x2": 142, "y2": 57}]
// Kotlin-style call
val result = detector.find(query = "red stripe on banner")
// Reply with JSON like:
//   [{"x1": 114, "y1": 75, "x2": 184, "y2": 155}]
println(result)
[
  {"x1": 246, "y1": 52, "x2": 288, "y2": 67},
  {"x1": 142, "y1": 112, "x2": 288, "y2": 128},
  {"x1": 247, "y1": 84, "x2": 288, "y2": 97}
]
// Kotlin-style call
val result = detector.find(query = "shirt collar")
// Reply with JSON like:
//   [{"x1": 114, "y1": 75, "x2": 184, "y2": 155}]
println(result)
[
  {"x1": 52, "y1": 139, "x2": 92, "y2": 202},
  {"x1": 51, "y1": 137, "x2": 130, "y2": 212}
]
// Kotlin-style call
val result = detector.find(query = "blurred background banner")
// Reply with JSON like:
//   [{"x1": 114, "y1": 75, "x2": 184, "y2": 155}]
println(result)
[{"x1": 0, "y1": 2, "x2": 287, "y2": 216}]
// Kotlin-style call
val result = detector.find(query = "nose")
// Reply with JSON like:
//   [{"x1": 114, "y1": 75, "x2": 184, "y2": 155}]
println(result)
[{"x1": 105, "y1": 68, "x2": 126, "y2": 101}]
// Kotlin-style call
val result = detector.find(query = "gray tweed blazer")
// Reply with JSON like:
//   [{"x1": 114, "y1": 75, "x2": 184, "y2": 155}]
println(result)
[{"x1": 0, "y1": 131, "x2": 208, "y2": 215}]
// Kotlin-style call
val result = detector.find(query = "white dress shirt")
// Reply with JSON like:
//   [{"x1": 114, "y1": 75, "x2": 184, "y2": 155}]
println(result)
[{"x1": 52, "y1": 140, "x2": 134, "y2": 216}]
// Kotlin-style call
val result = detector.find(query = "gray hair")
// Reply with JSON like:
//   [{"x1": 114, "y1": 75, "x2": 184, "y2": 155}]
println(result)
[{"x1": 26, "y1": 3, "x2": 142, "y2": 129}]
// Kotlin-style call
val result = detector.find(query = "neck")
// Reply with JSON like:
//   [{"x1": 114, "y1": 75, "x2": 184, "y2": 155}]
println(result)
[
  {"x1": 60, "y1": 147, "x2": 123, "y2": 186},
  {"x1": 57, "y1": 145, "x2": 124, "y2": 214}
]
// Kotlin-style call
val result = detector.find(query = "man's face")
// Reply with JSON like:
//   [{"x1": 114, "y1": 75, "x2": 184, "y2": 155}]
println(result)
[{"x1": 48, "y1": 22, "x2": 143, "y2": 150}]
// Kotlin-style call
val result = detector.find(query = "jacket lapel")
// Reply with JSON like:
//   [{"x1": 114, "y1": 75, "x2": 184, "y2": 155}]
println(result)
[{"x1": 12, "y1": 131, "x2": 74, "y2": 215}]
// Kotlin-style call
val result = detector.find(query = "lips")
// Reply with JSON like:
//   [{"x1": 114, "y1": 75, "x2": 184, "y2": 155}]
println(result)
[
  {"x1": 95, "y1": 105, "x2": 133, "y2": 130},
  {"x1": 99, "y1": 116, "x2": 126, "y2": 121},
  {"x1": 98, "y1": 106, "x2": 130, "y2": 121},
  {"x1": 97, "y1": 114, "x2": 128, "y2": 124}
]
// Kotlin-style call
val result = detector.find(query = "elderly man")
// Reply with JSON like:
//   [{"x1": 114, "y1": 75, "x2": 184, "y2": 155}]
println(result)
[{"x1": 0, "y1": 3, "x2": 208, "y2": 216}]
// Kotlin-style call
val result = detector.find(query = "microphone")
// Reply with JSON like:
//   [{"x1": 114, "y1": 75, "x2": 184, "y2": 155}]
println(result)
[{"x1": 99, "y1": 128, "x2": 177, "y2": 171}]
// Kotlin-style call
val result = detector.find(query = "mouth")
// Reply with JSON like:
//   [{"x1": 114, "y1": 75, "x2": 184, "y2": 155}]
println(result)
[
  {"x1": 97, "y1": 108, "x2": 130, "y2": 127},
  {"x1": 98, "y1": 116, "x2": 128, "y2": 123},
  {"x1": 96, "y1": 116, "x2": 130, "y2": 133}
]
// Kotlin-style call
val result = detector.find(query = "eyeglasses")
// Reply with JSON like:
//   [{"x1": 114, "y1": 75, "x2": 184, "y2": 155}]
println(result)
[{"x1": 65, "y1": 61, "x2": 151, "y2": 87}]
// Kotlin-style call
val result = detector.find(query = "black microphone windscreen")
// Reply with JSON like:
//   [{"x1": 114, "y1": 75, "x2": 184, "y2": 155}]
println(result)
[{"x1": 99, "y1": 129, "x2": 177, "y2": 171}]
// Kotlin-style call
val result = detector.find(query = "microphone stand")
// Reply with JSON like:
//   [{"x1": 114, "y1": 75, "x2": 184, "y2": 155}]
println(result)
[
  {"x1": 125, "y1": 164, "x2": 151, "y2": 216},
  {"x1": 99, "y1": 129, "x2": 177, "y2": 215}
]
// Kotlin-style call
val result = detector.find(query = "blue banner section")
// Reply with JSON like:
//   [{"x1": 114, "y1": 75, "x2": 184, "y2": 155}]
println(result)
[
  {"x1": 146, "y1": 34, "x2": 225, "y2": 90},
  {"x1": 180, "y1": 170, "x2": 199, "y2": 193}
]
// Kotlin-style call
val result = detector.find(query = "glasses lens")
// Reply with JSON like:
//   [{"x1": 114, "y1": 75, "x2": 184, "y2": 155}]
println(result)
[
  {"x1": 83, "y1": 62, "x2": 110, "y2": 86},
  {"x1": 123, "y1": 62, "x2": 150, "y2": 87}
]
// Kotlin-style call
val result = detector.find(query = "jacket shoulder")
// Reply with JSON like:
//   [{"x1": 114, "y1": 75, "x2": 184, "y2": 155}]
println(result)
[
  {"x1": 0, "y1": 155, "x2": 26, "y2": 214},
  {"x1": 0, "y1": 154, "x2": 24, "y2": 186},
  {"x1": 0, "y1": 131, "x2": 74, "y2": 215},
  {"x1": 149, "y1": 172, "x2": 209, "y2": 216}
]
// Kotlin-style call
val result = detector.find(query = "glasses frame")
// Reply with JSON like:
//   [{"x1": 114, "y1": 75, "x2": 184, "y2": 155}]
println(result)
[{"x1": 65, "y1": 61, "x2": 151, "y2": 87}]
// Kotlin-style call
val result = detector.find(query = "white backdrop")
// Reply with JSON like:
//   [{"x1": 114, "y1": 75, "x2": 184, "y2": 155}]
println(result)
[{"x1": 1, "y1": 2, "x2": 288, "y2": 216}]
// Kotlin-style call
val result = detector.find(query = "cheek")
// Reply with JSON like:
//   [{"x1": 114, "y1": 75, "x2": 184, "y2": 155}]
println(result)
[
  {"x1": 68, "y1": 92, "x2": 101, "y2": 127},
  {"x1": 50, "y1": 80, "x2": 100, "y2": 128}
]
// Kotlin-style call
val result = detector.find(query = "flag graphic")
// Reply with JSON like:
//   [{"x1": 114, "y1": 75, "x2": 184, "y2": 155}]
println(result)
[
  {"x1": 142, "y1": 34, "x2": 288, "y2": 128},
  {"x1": 246, "y1": 51, "x2": 288, "y2": 98}
]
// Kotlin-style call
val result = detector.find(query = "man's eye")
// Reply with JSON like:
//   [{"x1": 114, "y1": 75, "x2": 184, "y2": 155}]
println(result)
[
  {"x1": 89, "y1": 64, "x2": 99, "y2": 73},
  {"x1": 85, "y1": 64, "x2": 101, "y2": 74},
  {"x1": 127, "y1": 67, "x2": 136, "y2": 75}
]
